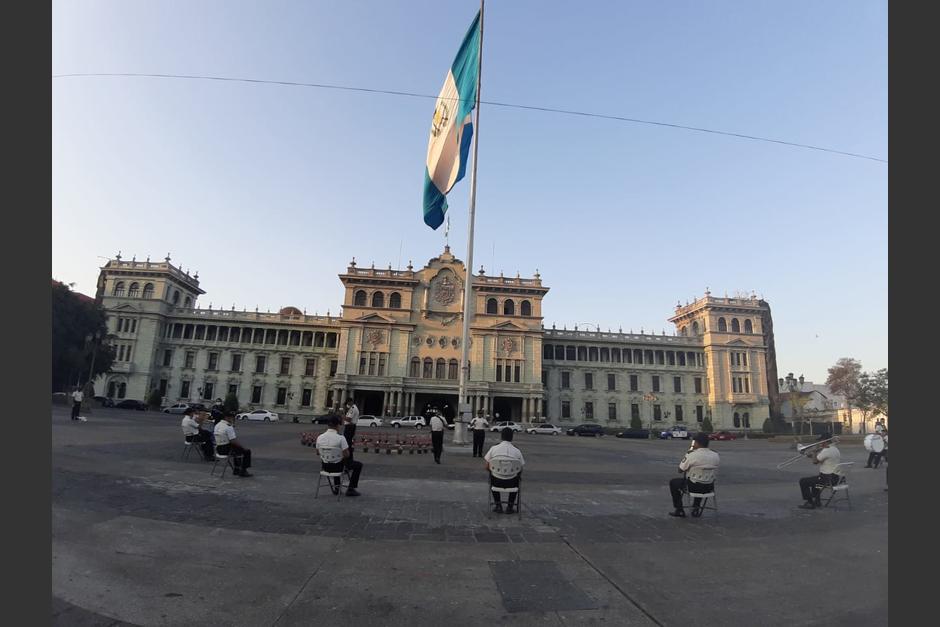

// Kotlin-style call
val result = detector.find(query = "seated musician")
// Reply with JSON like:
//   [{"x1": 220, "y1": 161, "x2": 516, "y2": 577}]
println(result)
[
  {"x1": 181, "y1": 407, "x2": 213, "y2": 461},
  {"x1": 316, "y1": 415, "x2": 363, "y2": 496},
  {"x1": 798, "y1": 433, "x2": 841, "y2": 509},
  {"x1": 669, "y1": 432, "x2": 720, "y2": 518},
  {"x1": 484, "y1": 427, "x2": 525, "y2": 514}
]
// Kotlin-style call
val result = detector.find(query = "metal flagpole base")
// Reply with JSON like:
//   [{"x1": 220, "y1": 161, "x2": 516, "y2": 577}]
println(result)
[{"x1": 451, "y1": 403, "x2": 471, "y2": 445}]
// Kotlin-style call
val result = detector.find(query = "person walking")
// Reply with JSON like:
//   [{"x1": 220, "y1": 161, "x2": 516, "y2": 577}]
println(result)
[
  {"x1": 343, "y1": 398, "x2": 359, "y2": 465},
  {"x1": 70, "y1": 386, "x2": 84, "y2": 420},
  {"x1": 469, "y1": 410, "x2": 489, "y2": 458},
  {"x1": 429, "y1": 411, "x2": 448, "y2": 464}
]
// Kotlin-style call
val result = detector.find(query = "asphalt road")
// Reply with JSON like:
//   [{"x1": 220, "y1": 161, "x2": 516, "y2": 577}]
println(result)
[{"x1": 52, "y1": 407, "x2": 888, "y2": 626}]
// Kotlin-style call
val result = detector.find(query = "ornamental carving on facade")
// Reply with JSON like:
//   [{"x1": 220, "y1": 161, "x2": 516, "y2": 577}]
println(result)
[
  {"x1": 451, "y1": 337, "x2": 460, "y2": 348},
  {"x1": 501, "y1": 337, "x2": 516, "y2": 354},
  {"x1": 439, "y1": 335, "x2": 447, "y2": 348},
  {"x1": 434, "y1": 276, "x2": 456, "y2": 305},
  {"x1": 367, "y1": 329, "x2": 384, "y2": 347},
  {"x1": 413, "y1": 336, "x2": 422, "y2": 346}
]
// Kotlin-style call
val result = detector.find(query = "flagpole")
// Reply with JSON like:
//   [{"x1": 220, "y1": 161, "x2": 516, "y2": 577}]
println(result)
[{"x1": 454, "y1": 0, "x2": 484, "y2": 446}]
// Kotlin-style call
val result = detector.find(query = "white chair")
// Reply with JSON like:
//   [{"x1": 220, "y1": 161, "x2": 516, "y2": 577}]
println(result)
[
  {"x1": 210, "y1": 445, "x2": 236, "y2": 477},
  {"x1": 316, "y1": 446, "x2": 347, "y2": 500},
  {"x1": 488, "y1": 456, "x2": 523, "y2": 518},
  {"x1": 819, "y1": 462, "x2": 853, "y2": 509},
  {"x1": 683, "y1": 466, "x2": 718, "y2": 518}
]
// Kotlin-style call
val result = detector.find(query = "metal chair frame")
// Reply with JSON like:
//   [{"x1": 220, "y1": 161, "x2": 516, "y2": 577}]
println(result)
[
  {"x1": 210, "y1": 445, "x2": 236, "y2": 477},
  {"x1": 682, "y1": 466, "x2": 718, "y2": 518},
  {"x1": 817, "y1": 462, "x2": 853, "y2": 510},
  {"x1": 315, "y1": 446, "x2": 348, "y2": 500}
]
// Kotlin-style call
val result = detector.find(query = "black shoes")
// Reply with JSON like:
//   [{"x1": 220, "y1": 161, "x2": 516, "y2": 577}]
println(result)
[
  {"x1": 505, "y1": 505, "x2": 516, "y2": 515},
  {"x1": 434, "y1": 458, "x2": 441, "y2": 464},
  {"x1": 669, "y1": 509, "x2": 686, "y2": 518},
  {"x1": 493, "y1": 503, "x2": 503, "y2": 513},
  {"x1": 799, "y1": 501, "x2": 816, "y2": 509},
  {"x1": 691, "y1": 507, "x2": 703, "y2": 518},
  {"x1": 237, "y1": 470, "x2": 253, "y2": 477},
  {"x1": 346, "y1": 488, "x2": 361, "y2": 497},
  {"x1": 814, "y1": 497, "x2": 822, "y2": 508}
]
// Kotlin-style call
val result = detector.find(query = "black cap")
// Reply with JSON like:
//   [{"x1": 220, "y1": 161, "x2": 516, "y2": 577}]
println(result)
[{"x1": 693, "y1": 432, "x2": 709, "y2": 446}]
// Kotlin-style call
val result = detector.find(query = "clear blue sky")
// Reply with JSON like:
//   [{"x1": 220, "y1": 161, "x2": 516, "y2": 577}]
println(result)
[{"x1": 52, "y1": 0, "x2": 887, "y2": 382}]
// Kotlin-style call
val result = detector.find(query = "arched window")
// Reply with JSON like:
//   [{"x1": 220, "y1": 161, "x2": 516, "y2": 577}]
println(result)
[
  {"x1": 486, "y1": 298, "x2": 498, "y2": 314},
  {"x1": 520, "y1": 300, "x2": 532, "y2": 316},
  {"x1": 128, "y1": 282, "x2": 140, "y2": 298},
  {"x1": 118, "y1": 382, "x2": 127, "y2": 399},
  {"x1": 744, "y1": 319, "x2": 753, "y2": 334},
  {"x1": 172, "y1": 290, "x2": 180, "y2": 305},
  {"x1": 731, "y1": 318, "x2": 740, "y2": 333},
  {"x1": 691, "y1": 321, "x2": 700, "y2": 335},
  {"x1": 423, "y1": 358, "x2": 433, "y2": 378},
  {"x1": 410, "y1": 357, "x2": 420, "y2": 378},
  {"x1": 436, "y1": 358, "x2": 446, "y2": 379},
  {"x1": 389, "y1": 292, "x2": 402, "y2": 308},
  {"x1": 679, "y1": 326, "x2": 687, "y2": 336},
  {"x1": 184, "y1": 296, "x2": 192, "y2": 308},
  {"x1": 503, "y1": 299, "x2": 515, "y2": 315},
  {"x1": 448, "y1": 359, "x2": 459, "y2": 379},
  {"x1": 371, "y1": 292, "x2": 385, "y2": 308},
  {"x1": 733, "y1": 412, "x2": 741, "y2": 428},
  {"x1": 113, "y1": 282, "x2": 125, "y2": 297},
  {"x1": 717, "y1": 318, "x2": 727, "y2": 333},
  {"x1": 142, "y1": 283, "x2": 154, "y2": 299},
  {"x1": 354, "y1": 290, "x2": 367, "y2": 306},
  {"x1": 743, "y1": 412, "x2": 750, "y2": 428}
]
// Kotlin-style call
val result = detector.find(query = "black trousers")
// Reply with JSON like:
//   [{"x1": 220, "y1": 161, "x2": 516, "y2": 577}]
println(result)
[
  {"x1": 217, "y1": 444, "x2": 251, "y2": 472},
  {"x1": 472, "y1": 430, "x2": 486, "y2": 457},
  {"x1": 432, "y1": 431, "x2": 444, "y2": 461},
  {"x1": 490, "y1": 473, "x2": 520, "y2": 505},
  {"x1": 670, "y1": 477, "x2": 713, "y2": 509},
  {"x1": 322, "y1": 460, "x2": 363, "y2": 489},
  {"x1": 71, "y1": 401, "x2": 81, "y2": 420},
  {"x1": 343, "y1": 424, "x2": 357, "y2": 464},
  {"x1": 186, "y1": 431, "x2": 214, "y2": 460},
  {"x1": 800, "y1": 473, "x2": 838, "y2": 502}
]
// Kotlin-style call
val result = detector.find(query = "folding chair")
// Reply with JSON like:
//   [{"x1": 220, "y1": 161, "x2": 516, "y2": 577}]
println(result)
[
  {"x1": 315, "y1": 446, "x2": 347, "y2": 500},
  {"x1": 818, "y1": 462, "x2": 853, "y2": 510},
  {"x1": 181, "y1": 438, "x2": 198, "y2": 461},
  {"x1": 682, "y1": 466, "x2": 718, "y2": 518},
  {"x1": 488, "y1": 457, "x2": 523, "y2": 519},
  {"x1": 210, "y1": 445, "x2": 236, "y2": 477}
]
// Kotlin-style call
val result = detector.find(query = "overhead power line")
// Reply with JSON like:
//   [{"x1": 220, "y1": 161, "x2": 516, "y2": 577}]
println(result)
[{"x1": 52, "y1": 72, "x2": 887, "y2": 164}]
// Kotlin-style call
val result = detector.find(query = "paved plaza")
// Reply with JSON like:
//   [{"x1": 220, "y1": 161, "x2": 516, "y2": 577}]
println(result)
[{"x1": 52, "y1": 408, "x2": 888, "y2": 626}]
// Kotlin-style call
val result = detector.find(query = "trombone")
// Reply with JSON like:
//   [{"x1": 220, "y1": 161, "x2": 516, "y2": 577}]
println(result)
[{"x1": 776, "y1": 436, "x2": 839, "y2": 469}]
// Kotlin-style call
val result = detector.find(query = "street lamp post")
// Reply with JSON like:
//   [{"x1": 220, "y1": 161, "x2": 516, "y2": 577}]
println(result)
[{"x1": 643, "y1": 393, "x2": 658, "y2": 439}]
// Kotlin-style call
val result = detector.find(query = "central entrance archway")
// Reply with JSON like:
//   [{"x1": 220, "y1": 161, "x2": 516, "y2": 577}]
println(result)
[{"x1": 414, "y1": 393, "x2": 458, "y2": 422}]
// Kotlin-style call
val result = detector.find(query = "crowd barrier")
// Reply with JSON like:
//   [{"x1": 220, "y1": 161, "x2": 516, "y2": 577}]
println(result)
[{"x1": 300, "y1": 430, "x2": 433, "y2": 455}]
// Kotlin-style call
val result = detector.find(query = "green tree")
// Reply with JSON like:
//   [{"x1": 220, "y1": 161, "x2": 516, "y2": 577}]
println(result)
[
  {"x1": 51, "y1": 282, "x2": 114, "y2": 392},
  {"x1": 224, "y1": 391, "x2": 240, "y2": 414},
  {"x1": 856, "y1": 368, "x2": 888, "y2": 430},
  {"x1": 826, "y1": 357, "x2": 862, "y2": 430},
  {"x1": 630, "y1": 414, "x2": 643, "y2": 430},
  {"x1": 701, "y1": 416, "x2": 714, "y2": 434},
  {"x1": 146, "y1": 388, "x2": 163, "y2": 409}
]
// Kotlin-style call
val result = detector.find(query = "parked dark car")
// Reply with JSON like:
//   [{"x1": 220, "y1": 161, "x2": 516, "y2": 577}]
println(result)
[
  {"x1": 115, "y1": 399, "x2": 148, "y2": 411},
  {"x1": 566, "y1": 424, "x2": 605, "y2": 437},
  {"x1": 708, "y1": 431, "x2": 738, "y2": 441},
  {"x1": 188, "y1": 402, "x2": 209, "y2": 412},
  {"x1": 94, "y1": 396, "x2": 115, "y2": 407},
  {"x1": 616, "y1": 428, "x2": 651, "y2": 439},
  {"x1": 311, "y1": 414, "x2": 336, "y2": 424}
]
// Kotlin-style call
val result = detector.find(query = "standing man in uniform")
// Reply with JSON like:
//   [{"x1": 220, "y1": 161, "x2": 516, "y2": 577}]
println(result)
[
  {"x1": 214, "y1": 411, "x2": 254, "y2": 477},
  {"x1": 469, "y1": 410, "x2": 489, "y2": 458},
  {"x1": 343, "y1": 397, "x2": 359, "y2": 465},
  {"x1": 429, "y1": 411, "x2": 448, "y2": 464},
  {"x1": 798, "y1": 433, "x2": 841, "y2": 509},
  {"x1": 70, "y1": 386, "x2": 84, "y2": 420}
]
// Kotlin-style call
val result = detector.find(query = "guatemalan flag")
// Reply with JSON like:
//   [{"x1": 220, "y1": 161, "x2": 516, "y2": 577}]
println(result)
[{"x1": 423, "y1": 11, "x2": 481, "y2": 230}]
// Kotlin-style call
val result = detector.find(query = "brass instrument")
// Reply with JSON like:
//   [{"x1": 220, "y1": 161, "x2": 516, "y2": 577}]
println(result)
[{"x1": 776, "y1": 436, "x2": 839, "y2": 469}]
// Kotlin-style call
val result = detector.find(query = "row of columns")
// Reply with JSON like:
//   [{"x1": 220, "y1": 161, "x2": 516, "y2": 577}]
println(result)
[{"x1": 333, "y1": 387, "x2": 544, "y2": 421}]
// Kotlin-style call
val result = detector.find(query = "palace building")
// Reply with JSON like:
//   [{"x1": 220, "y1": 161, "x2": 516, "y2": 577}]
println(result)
[{"x1": 92, "y1": 248, "x2": 775, "y2": 430}]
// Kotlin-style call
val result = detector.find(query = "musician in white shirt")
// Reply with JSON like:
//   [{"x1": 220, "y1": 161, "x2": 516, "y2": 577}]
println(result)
[
  {"x1": 316, "y1": 415, "x2": 363, "y2": 496},
  {"x1": 71, "y1": 387, "x2": 84, "y2": 420},
  {"x1": 469, "y1": 410, "x2": 489, "y2": 458},
  {"x1": 669, "y1": 432, "x2": 720, "y2": 518},
  {"x1": 181, "y1": 407, "x2": 213, "y2": 461},
  {"x1": 214, "y1": 412, "x2": 253, "y2": 477},
  {"x1": 429, "y1": 412, "x2": 449, "y2": 464},
  {"x1": 484, "y1": 428, "x2": 525, "y2": 514},
  {"x1": 798, "y1": 433, "x2": 841, "y2": 509}
]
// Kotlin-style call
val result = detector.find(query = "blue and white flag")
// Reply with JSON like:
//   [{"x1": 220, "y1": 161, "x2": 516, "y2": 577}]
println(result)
[{"x1": 423, "y1": 11, "x2": 481, "y2": 230}]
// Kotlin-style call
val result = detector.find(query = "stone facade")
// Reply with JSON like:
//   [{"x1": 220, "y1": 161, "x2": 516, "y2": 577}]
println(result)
[{"x1": 92, "y1": 250, "x2": 774, "y2": 431}]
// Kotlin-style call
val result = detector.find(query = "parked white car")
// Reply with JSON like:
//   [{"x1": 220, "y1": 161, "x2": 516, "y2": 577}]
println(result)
[
  {"x1": 526, "y1": 423, "x2": 562, "y2": 435},
  {"x1": 236, "y1": 409, "x2": 279, "y2": 422},
  {"x1": 356, "y1": 415, "x2": 382, "y2": 427},
  {"x1": 163, "y1": 403, "x2": 191, "y2": 414},
  {"x1": 490, "y1": 421, "x2": 523, "y2": 433},
  {"x1": 659, "y1": 425, "x2": 690, "y2": 439},
  {"x1": 390, "y1": 416, "x2": 426, "y2": 429}
]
